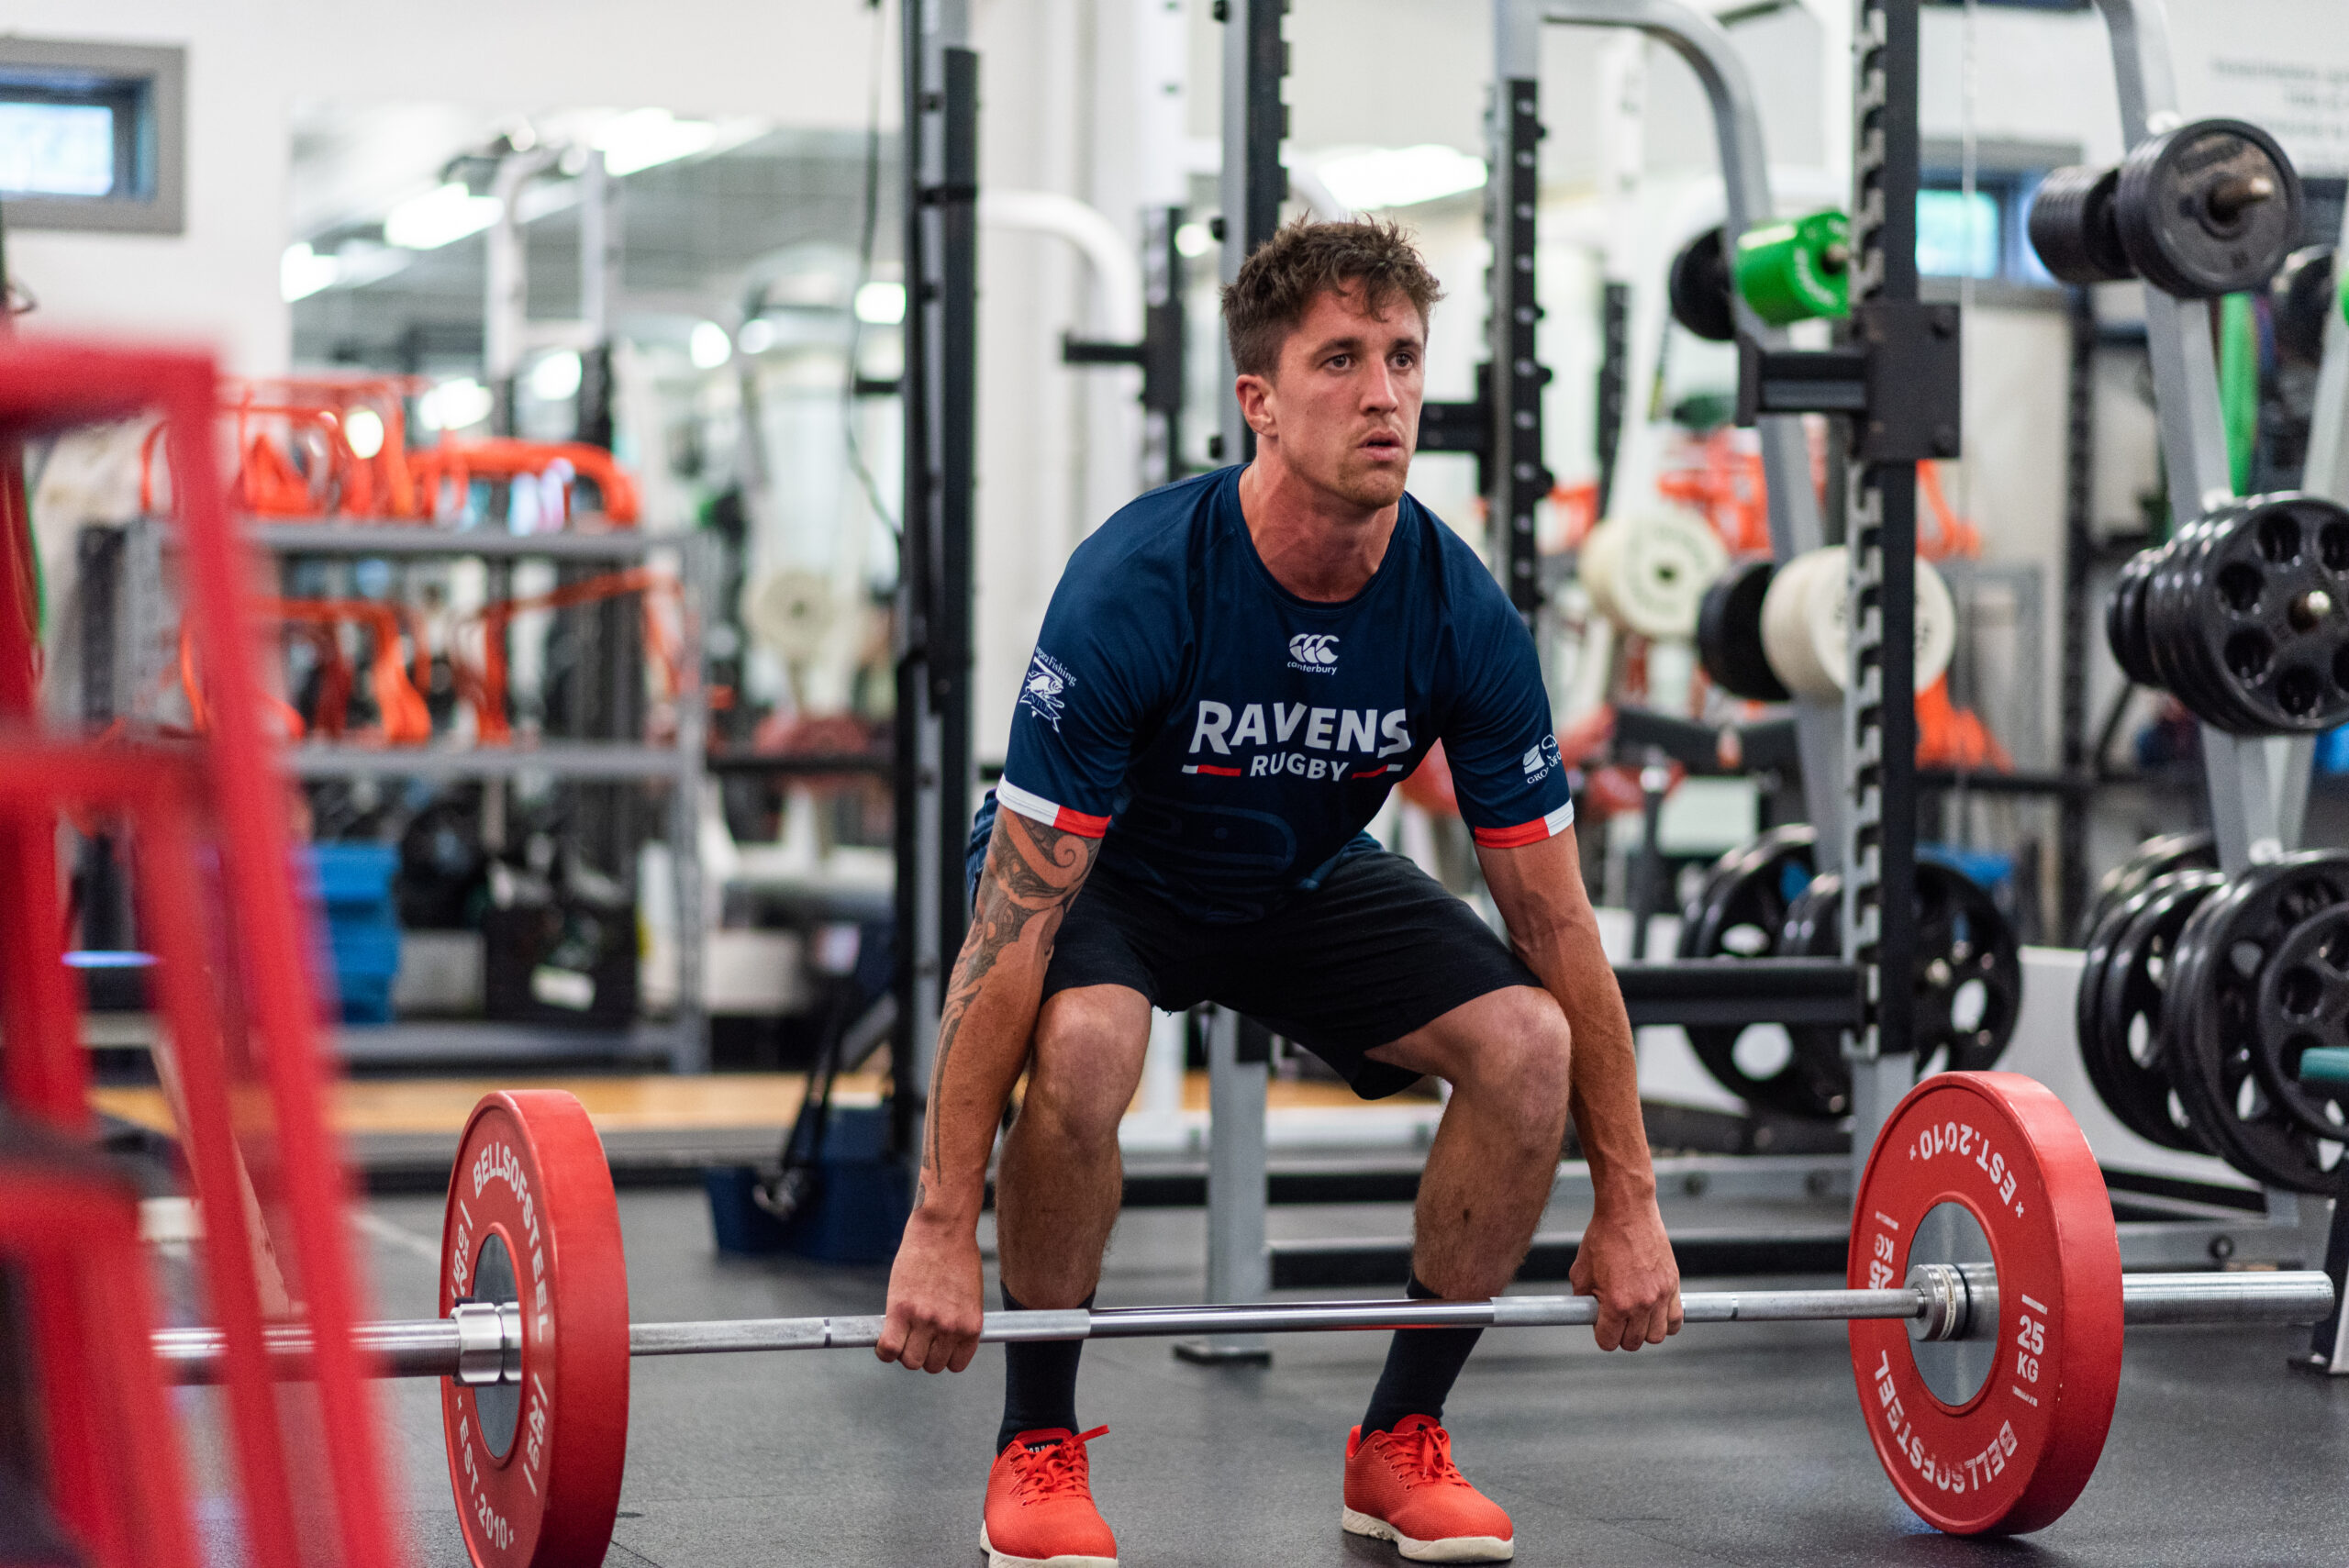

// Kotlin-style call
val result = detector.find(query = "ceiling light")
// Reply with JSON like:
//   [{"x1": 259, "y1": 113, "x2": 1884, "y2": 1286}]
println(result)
[
  {"x1": 688, "y1": 320, "x2": 733, "y2": 370},
  {"x1": 342, "y1": 406, "x2": 386, "y2": 460},
  {"x1": 1311, "y1": 145, "x2": 1487, "y2": 212},
  {"x1": 1174, "y1": 221, "x2": 1217, "y2": 258},
  {"x1": 737, "y1": 317, "x2": 778, "y2": 355},
  {"x1": 417, "y1": 377, "x2": 495, "y2": 433},
  {"x1": 853, "y1": 280, "x2": 906, "y2": 325},
  {"x1": 384, "y1": 183, "x2": 503, "y2": 250},
  {"x1": 281, "y1": 241, "x2": 340, "y2": 302},
  {"x1": 595, "y1": 108, "x2": 721, "y2": 178},
  {"x1": 529, "y1": 350, "x2": 584, "y2": 402}
]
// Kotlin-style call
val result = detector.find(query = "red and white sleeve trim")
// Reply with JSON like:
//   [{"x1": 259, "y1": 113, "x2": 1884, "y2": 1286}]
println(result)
[
  {"x1": 996, "y1": 778, "x2": 1112, "y2": 839},
  {"x1": 1471, "y1": 800, "x2": 1576, "y2": 850}
]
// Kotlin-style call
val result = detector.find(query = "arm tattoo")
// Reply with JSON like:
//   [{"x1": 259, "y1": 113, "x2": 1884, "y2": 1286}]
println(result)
[{"x1": 919, "y1": 812, "x2": 1099, "y2": 1193}]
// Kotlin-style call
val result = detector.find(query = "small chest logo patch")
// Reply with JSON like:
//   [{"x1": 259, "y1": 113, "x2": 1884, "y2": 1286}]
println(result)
[
  {"x1": 1286, "y1": 632, "x2": 1340, "y2": 673},
  {"x1": 1020, "y1": 650, "x2": 1074, "y2": 730}
]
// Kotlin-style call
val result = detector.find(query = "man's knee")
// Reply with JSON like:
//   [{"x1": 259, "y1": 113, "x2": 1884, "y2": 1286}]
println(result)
[
  {"x1": 1454, "y1": 989, "x2": 1573, "y2": 1130},
  {"x1": 1019, "y1": 993, "x2": 1145, "y2": 1151}
]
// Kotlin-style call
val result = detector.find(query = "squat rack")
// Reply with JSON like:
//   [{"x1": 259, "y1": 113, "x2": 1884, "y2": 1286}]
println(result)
[{"x1": 893, "y1": 0, "x2": 981, "y2": 1170}]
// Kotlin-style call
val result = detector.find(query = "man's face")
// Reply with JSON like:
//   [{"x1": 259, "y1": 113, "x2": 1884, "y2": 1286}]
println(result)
[{"x1": 1238, "y1": 284, "x2": 1425, "y2": 511}]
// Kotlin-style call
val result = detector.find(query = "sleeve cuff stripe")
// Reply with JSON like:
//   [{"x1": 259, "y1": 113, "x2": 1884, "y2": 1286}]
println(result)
[
  {"x1": 1471, "y1": 802, "x2": 1575, "y2": 849},
  {"x1": 997, "y1": 779, "x2": 1112, "y2": 839}
]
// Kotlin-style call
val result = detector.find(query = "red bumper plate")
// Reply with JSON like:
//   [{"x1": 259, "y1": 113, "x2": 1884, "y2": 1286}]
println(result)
[
  {"x1": 440, "y1": 1091, "x2": 630, "y2": 1567},
  {"x1": 1848, "y1": 1072, "x2": 2123, "y2": 1534}
]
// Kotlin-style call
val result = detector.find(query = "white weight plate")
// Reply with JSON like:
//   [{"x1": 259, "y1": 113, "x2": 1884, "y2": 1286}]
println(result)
[
  {"x1": 1761, "y1": 547, "x2": 1843, "y2": 700},
  {"x1": 1760, "y1": 547, "x2": 1959, "y2": 700},
  {"x1": 1577, "y1": 518, "x2": 1629, "y2": 628},
  {"x1": 1914, "y1": 556, "x2": 1958, "y2": 691},
  {"x1": 1607, "y1": 507, "x2": 1727, "y2": 639},
  {"x1": 744, "y1": 568, "x2": 838, "y2": 662}
]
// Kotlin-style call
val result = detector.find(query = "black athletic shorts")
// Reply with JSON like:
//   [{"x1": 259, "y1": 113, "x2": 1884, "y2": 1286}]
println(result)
[{"x1": 1028, "y1": 848, "x2": 1542, "y2": 1101}]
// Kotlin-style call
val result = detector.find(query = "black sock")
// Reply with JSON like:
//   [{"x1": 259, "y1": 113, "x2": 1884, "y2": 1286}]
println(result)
[
  {"x1": 1360, "y1": 1274, "x2": 1484, "y2": 1436},
  {"x1": 996, "y1": 1282, "x2": 1092, "y2": 1455}
]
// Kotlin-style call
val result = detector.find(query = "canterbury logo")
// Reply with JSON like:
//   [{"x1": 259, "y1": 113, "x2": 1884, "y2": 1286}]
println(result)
[{"x1": 1287, "y1": 633, "x2": 1340, "y2": 668}]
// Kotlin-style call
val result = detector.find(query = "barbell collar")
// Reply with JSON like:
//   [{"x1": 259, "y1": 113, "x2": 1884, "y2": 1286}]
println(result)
[{"x1": 149, "y1": 1272, "x2": 2333, "y2": 1385}]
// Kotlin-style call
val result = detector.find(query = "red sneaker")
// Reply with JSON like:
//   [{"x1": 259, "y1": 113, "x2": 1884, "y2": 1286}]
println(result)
[
  {"x1": 1342, "y1": 1415, "x2": 1515, "y2": 1562},
  {"x1": 981, "y1": 1426, "x2": 1119, "y2": 1568}
]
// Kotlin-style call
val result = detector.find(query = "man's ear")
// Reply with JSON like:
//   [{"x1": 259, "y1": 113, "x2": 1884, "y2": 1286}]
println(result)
[{"x1": 1235, "y1": 373, "x2": 1276, "y2": 438}]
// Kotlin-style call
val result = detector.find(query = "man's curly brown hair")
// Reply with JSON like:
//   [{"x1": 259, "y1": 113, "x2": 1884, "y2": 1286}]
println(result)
[{"x1": 1221, "y1": 217, "x2": 1446, "y2": 380}]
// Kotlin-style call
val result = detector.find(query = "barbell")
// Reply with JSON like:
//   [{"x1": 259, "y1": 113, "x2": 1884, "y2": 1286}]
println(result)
[{"x1": 150, "y1": 1074, "x2": 2336, "y2": 1563}]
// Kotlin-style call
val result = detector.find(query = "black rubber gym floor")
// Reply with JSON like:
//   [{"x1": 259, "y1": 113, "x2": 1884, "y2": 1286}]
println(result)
[{"x1": 290, "y1": 1183, "x2": 2349, "y2": 1566}]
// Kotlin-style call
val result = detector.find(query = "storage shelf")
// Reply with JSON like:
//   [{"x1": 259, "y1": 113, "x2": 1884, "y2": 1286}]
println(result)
[
  {"x1": 334, "y1": 1019, "x2": 686, "y2": 1068},
  {"x1": 67, "y1": 1015, "x2": 687, "y2": 1069},
  {"x1": 283, "y1": 740, "x2": 694, "y2": 781},
  {"x1": 242, "y1": 518, "x2": 682, "y2": 560}
]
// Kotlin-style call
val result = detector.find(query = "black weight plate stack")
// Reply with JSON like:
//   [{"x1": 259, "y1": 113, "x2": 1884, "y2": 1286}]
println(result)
[
  {"x1": 1909, "y1": 860, "x2": 2025, "y2": 1077},
  {"x1": 1676, "y1": 826, "x2": 1838, "y2": 1116},
  {"x1": 1697, "y1": 559, "x2": 1791, "y2": 702},
  {"x1": 2166, "y1": 853, "x2": 2349, "y2": 1194},
  {"x1": 2103, "y1": 548, "x2": 2163, "y2": 690},
  {"x1": 1669, "y1": 226, "x2": 1737, "y2": 343},
  {"x1": 2115, "y1": 117, "x2": 2304, "y2": 298},
  {"x1": 1776, "y1": 872, "x2": 1856, "y2": 1117},
  {"x1": 2143, "y1": 493, "x2": 2349, "y2": 734},
  {"x1": 2077, "y1": 868, "x2": 2224, "y2": 1152},
  {"x1": 2273, "y1": 244, "x2": 2338, "y2": 367},
  {"x1": 1774, "y1": 861, "x2": 2021, "y2": 1115},
  {"x1": 2076, "y1": 828, "x2": 2217, "y2": 946},
  {"x1": 2249, "y1": 901, "x2": 2349, "y2": 1142},
  {"x1": 2028, "y1": 164, "x2": 2133, "y2": 284}
]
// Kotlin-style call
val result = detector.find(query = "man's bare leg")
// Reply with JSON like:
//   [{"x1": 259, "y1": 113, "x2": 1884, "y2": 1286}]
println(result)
[
  {"x1": 989, "y1": 984, "x2": 1152, "y2": 1455},
  {"x1": 1371, "y1": 985, "x2": 1575, "y2": 1299},
  {"x1": 994, "y1": 983, "x2": 1154, "y2": 1306},
  {"x1": 1354, "y1": 984, "x2": 1572, "y2": 1434}
]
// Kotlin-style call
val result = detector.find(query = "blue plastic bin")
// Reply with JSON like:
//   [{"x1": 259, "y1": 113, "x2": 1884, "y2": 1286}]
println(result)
[
  {"x1": 308, "y1": 842, "x2": 400, "y2": 913},
  {"x1": 706, "y1": 1105, "x2": 910, "y2": 1263},
  {"x1": 302, "y1": 844, "x2": 403, "y2": 1024}
]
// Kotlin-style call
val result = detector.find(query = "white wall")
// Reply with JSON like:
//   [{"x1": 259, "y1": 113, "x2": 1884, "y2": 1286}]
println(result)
[{"x1": 0, "y1": 0, "x2": 894, "y2": 373}]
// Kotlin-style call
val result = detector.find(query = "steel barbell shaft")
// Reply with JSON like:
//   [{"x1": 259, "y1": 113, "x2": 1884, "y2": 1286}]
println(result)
[{"x1": 150, "y1": 1270, "x2": 2333, "y2": 1385}]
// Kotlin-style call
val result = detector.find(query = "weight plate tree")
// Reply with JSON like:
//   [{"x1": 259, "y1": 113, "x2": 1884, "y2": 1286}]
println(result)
[
  {"x1": 2112, "y1": 117, "x2": 2304, "y2": 300},
  {"x1": 1668, "y1": 226, "x2": 1737, "y2": 343},
  {"x1": 2109, "y1": 493, "x2": 2349, "y2": 734},
  {"x1": 2027, "y1": 165, "x2": 2132, "y2": 285},
  {"x1": 1849, "y1": 1073, "x2": 2121, "y2": 1534},
  {"x1": 1774, "y1": 862, "x2": 2021, "y2": 1118},
  {"x1": 1696, "y1": 558, "x2": 1792, "y2": 702},
  {"x1": 2075, "y1": 830, "x2": 2216, "y2": 947},
  {"x1": 144, "y1": 1084, "x2": 2332, "y2": 1557},
  {"x1": 2075, "y1": 868, "x2": 2223, "y2": 1153},
  {"x1": 2166, "y1": 853, "x2": 2349, "y2": 1194},
  {"x1": 440, "y1": 1093, "x2": 630, "y2": 1568},
  {"x1": 1675, "y1": 826, "x2": 1837, "y2": 1116}
]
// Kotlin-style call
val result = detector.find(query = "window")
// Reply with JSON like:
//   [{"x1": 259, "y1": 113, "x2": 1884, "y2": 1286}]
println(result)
[
  {"x1": 0, "y1": 39, "x2": 184, "y2": 233},
  {"x1": 1920, "y1": 140, "x2": 2083, "y2": 290},
  {"x1": 0, "y1": 101, "x2": 118, "y2": 196},
  {"x1": 1917, "y1": 187, "x2": 2002, "y2": 281}
]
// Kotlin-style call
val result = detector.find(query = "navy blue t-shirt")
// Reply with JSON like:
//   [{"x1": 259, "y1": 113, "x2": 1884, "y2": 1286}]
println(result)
[{"x1": 992, "y1": 466, "x2": 1573, "y2": 923}]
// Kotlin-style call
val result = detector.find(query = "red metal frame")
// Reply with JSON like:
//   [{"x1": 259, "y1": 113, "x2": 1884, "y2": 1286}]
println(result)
[
  {"x1": 0, "y1": 339, "x2": 401, "y2": 1568},
  {"x1": 0, "y1": 1147, "x2": 202, "y2": 1568}
]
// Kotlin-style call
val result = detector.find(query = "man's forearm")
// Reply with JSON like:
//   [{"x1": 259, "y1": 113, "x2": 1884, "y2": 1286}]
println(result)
[
  {"x1": 915, "y1": 812, "x2": 1099, "y2": 1223},
  {"x1": 1523, "y1": 918, "x2": 1655, "y2": 1207}
]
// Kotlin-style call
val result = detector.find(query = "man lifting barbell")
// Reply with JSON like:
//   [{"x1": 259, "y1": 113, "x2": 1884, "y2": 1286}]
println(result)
[{"x1": 874, "y1": 217, "x2": 1683, "y2": 1566}]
